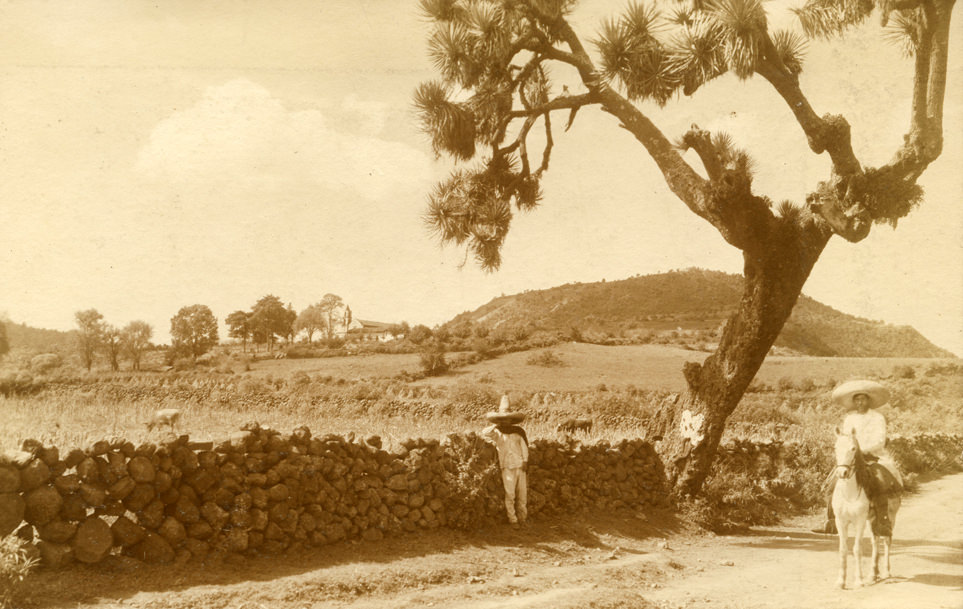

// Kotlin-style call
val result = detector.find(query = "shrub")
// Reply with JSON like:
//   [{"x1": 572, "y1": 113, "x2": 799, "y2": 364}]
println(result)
[
  {"x1": 420, "y1": 345, "x2": 449, "y2": 376},
  {"x1": 30, "y1": 353, "x2": 63, "y2": 373},
  {"x1": 893, "y1": 365, "x2": 916, "y2": 380},
  {"x1": 0, "y1": 534, "x2": 38, "y2": 607},
  {"x1": 526, "y1": 350, "x2": 565, "y2": 368}
]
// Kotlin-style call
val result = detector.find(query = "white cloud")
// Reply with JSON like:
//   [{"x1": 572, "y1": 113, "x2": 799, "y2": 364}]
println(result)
[{"x1": 136, "y1": 79, "x2": 432, "y2": 201}]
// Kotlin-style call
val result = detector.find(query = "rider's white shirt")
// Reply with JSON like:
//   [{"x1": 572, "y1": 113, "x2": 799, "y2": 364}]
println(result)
[
  {"x1": 842, "y1": 410, "x2": 887, "y2": 456},
  {"x1": 842, "y1": 409, "x2": 902, "y2": 485}
]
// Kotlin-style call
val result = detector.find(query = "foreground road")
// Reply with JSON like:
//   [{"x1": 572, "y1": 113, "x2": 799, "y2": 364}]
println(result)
[{"x1": 23, "y1": 474, "x2": 963, "y2": 609}]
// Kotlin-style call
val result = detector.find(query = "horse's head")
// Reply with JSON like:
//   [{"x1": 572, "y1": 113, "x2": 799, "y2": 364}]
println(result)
[{"x1": 834, "y1": 427, "x2": 862, "y2": 479}]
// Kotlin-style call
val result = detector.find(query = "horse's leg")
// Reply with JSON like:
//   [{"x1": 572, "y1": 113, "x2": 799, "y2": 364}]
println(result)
[
  {"x1": 884, "y1": 497, "x2": 900, "y2": 578},
  {"x1": 870, "y1": 531, "x2": 880, "y2": 582},
  {"x1": 835, "y1": 518, "x2": 847, "y2": 589},
  {"x1": 852, "y1": 516, "x2": 865, "y2": 588}
]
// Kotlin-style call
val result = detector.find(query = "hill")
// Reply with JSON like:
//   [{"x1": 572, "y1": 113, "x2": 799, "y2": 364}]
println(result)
[
  {"x1": 1, "y1": 320, "x2": 75, "y2": 356},
  {"x1": 442, "y1": 269, "x2": 952, "y2": 358}
]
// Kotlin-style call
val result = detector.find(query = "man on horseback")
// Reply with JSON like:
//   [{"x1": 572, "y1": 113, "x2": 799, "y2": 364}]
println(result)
[{"x1": 813, "y1": 380, "x2": 903, "y2": 535}]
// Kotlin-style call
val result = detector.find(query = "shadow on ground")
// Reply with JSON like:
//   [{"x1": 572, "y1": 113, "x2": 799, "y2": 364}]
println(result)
[{"x1": 23, "y1": 507, "x2": 684, "y2": 608}]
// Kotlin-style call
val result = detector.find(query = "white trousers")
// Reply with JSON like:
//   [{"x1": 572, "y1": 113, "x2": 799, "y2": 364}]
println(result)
[{"x1": 501, "y1": 467, "x2": 528, "y2": 524}]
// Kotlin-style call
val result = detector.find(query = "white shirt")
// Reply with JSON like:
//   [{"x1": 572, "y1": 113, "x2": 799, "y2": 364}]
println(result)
[
  {"x1": 841, "y1": 409, "x2": 887, "y2": 456},
  {"x1": 482, "y1": 425, "x2": 529, "y2": 470}
]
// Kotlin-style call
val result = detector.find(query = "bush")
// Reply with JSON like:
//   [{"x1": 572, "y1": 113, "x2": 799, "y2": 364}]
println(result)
[
  {"x1": 893, "y1": 365, "x2": 916, "y2": 379},
  {"x1": 420, "y1": 345, "x2": 449, "y2": 376},
  {"x1": 30, "y1": 353, "x2": 63, "y2": 373},
  {"x1": 0, "y1": 534, "x2": 38, "y2": 607},
  {"x1": 526, "y1": 350, "x2": 565, "y2": 367}
]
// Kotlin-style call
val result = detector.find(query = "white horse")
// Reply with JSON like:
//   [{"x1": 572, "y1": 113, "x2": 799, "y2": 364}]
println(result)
[{"x1": 832, "y1": 430, "x2": 901, "y2": 588}]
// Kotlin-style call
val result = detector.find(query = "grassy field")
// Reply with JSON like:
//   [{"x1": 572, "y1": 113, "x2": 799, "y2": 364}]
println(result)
[{"x1": 0, "y1": 343, "x2": 959, "y2": 455}]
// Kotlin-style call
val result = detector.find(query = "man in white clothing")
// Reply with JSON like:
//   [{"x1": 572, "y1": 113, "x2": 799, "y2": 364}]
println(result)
[
  {"x1": 482, "y1": 395, "x2": 529, "y2": 527},
  {"x1": 814, "y1": 380, "x2": 902, "y2": 535}
]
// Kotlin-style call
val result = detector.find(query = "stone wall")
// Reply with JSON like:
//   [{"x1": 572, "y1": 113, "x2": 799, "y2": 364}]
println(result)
[{"x1": 0, "y1": 426, "x2": 668, "y2": 569}]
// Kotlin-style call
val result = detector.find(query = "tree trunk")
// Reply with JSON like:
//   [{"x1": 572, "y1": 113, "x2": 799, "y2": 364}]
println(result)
[{"x1": 654, "y1": 230, "x2": 829, "y2": 497}]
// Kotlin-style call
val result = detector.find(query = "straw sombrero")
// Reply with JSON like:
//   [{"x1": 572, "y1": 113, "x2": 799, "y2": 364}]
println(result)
[
  {"x1": 832, "y1": 380, "x2": 890, "y2": 409},
  {"x1": 485, "y1": 395, "x2": 526, "y2": 425}
]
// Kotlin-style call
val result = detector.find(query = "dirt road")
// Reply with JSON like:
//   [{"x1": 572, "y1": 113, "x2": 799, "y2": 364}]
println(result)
[{"x1": 22, "y1": 474, "x2": 963, "y2": 609}]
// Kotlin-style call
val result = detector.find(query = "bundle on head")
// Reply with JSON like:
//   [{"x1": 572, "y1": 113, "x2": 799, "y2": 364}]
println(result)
[
  {"x1": 147, "y1": 408, "x2": 181, "y2": 432},
  {"x1": 556, "y1": 418, "x2": 592, "y2": 433}
]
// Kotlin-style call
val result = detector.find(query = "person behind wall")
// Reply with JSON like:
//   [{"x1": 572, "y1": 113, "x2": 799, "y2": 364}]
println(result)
[
  {"x1": 813, "y1": 379, "x2": 903, "y2": 535},
  {"x1": 482, "y1": 395, "x2": 529, "y2": 527}
]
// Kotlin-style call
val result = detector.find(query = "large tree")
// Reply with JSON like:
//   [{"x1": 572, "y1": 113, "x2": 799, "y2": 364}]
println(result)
[
  {"x1": 170, "y1": 304, "x2": 219, "y2": 361},
  {"x1": 102, "y1": 324, "x2": 122, "y2": 372},
  {"x1": 295, "y1": 304, "x2": 325, "y2": 343},
  {"x1": 226, "y1": 310, "x2": 252, "y2": 352},
  {"x1": 120, "y1": 321, "x2": 153, "y2": 371},
  {"x1": 414, "y1": 0, "x2": 954, "y2": 496},
  {"x1": 317, "y1": 294, "x2": 347, "y2": 340},
  {"x1": 249, "y1": 295, "x2": 294, "y2": 351},
  {"x1": 74, "y1": 309, "x2": 105, "y2": 372}
]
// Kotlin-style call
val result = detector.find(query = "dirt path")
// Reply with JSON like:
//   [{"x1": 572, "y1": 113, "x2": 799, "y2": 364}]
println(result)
[{"x1": 21, "y1": 474, "x2": 963, "y2": 609}]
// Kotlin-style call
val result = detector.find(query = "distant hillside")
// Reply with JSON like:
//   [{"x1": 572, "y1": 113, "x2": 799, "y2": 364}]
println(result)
[
  {"x1": 443, "y1": 269, "x2": 952, "y2": 358},
  {"x1": 1, "y1": 320, "x2": 75, "y2": 356}
]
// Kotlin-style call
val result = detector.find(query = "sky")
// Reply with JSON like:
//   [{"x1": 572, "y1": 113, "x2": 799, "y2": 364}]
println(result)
[{"x1": 0, "y1": 1, "x2": 961, "y2": 355}]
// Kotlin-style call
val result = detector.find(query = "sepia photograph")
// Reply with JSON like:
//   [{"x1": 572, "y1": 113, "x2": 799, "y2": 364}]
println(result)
[{"x1": 0, "y1": 1, "x2": 961, "y2": 607}]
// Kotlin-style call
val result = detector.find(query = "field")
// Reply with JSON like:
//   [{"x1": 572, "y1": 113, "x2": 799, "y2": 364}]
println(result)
[{"x1": 1, "y1": 342, "x2": 960, "y2": 453}]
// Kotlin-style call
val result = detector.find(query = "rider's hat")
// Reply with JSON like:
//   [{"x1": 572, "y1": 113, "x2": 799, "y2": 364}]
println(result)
[{"x1": 832, "y1": 380, "x2": 889, "y2": 409}]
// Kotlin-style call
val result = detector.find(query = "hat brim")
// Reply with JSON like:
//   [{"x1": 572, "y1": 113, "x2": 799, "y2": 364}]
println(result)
[
  {"x1": 485, "y1": 412, "x2": 525, "y2": 424},
  {"x1": 832, "y1": 380, "x2": 889, "y2": 409}
]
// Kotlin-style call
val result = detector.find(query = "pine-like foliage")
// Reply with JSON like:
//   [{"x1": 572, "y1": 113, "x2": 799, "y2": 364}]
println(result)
[{"x1": 415, "y1": 0, "x2": 929, "y2": 270}]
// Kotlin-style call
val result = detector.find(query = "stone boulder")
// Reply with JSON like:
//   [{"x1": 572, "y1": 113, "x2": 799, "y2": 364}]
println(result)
[
  {"x1": 0, "y1": 492, "x2": 26, "y2": 536},
  {"x1": 72, "y1": 517, "x2": 113, "y2": 563},
  {"x1": 24, "y1": 485, "x2": 63, "y2": 525}
]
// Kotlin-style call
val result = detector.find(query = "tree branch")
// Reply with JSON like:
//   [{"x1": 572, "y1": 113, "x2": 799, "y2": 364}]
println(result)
[
  {"x1": 508, "y1": 92, "x2": 598, "y2": 118},
  {"x1": 756, "y1": 36, "x2": 861, "y2": 176}
]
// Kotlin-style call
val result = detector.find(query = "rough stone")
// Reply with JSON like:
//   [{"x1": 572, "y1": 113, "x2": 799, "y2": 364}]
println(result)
[
  {"x1": 38, "y1": 519, "x2": 77, "y2": 544},
  {"x1": 127, "y1": 456, "x2": 156, "y2": 483},
  {"x1": 130, "y1": 532, "x2": 175, "y2": 564},
  {"x1": 79, "y1": 483, "x2": 107, "y2": 508},
  {"x1": 0, "y1": 465, "x2": 20, "y2": 493},
  {"x1": 201, "y1": 501, "x2": 229, "y2": 530},
  {"x1": 108, "y1": 476, "x2": 136, "y2": 501},
  {"x1": 53, "y1": 473, "x2": 81, "y2": 495},
  {"x1": 123, "y1": 484, "x2": 155, "y2": 512},
  {"x1": 37, "y1": 541, "x2": 74, "y2": 569},
  {"x1": 111, "y1": 515, "x2": 147, "y2": 547},
  {"x1": 24, "y1": 485, "x2": 63, "y2": 525},
  {"x1": 61, "y1": 493, "x2": 87, "y2": 522},
  {"x1": 223, "y1": 528, "x2": 249, "y2": 553},
  {"x1": 0, "y1": 492, "x2": 26, "y2": 536},
  {"x1": 158, "y1": 516, "x2": 187, "y2": 547},
  {"x1": 19, "y1": 458, "x2": 51, "y2": 491},
  {"x1": 72, "y1": 516, "x2": 113, "y2": 563}
]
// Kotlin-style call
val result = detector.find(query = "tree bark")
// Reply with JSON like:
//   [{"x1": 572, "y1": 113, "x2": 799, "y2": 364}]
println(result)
[{"x1": 653, "y1": 225, "x2": 830, "y2": 497}]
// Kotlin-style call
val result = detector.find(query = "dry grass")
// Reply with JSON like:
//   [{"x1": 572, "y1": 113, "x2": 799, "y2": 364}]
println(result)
[{"x1": 0, "y1": 345, "x2": 959, "y2": 454}]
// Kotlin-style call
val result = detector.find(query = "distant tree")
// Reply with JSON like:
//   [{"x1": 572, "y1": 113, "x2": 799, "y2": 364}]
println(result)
[
  {"x1": 225, "y1": 310, "x2": 252, "y2": 352},
  {"x1": 317, "y1": 294, "x2": 346, "y2": 340},
  {"x1": 283, "y1": 304, "x2": 298, "y2": 344},
  {"x1": 170, "y1": 304, "x2": 218, "y2": 361},
  {"x1": 414, "y1": 0, "x2": 955, "y2": 495},
  {"x1": 120, "y1": 321, "x2": 153, "y2": 371},
  {"x1": 295, "y1": 304, "x2": 325, "y2": 344},
  {"x1": 74, "y1": 309, "x2": 104, "y2": 371},
  {"x1": 102, "y1": 325, "x2": 122, "y2": 371},
  {"x1": 249, "y1": 295, "x2": 293, "y2": 351},
  {"x1": 408, "y1": 324, "x2": 433, "y2": 345},
  {"x1": 0, "y1": 322, "x2": 8, "y2": 360}
]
